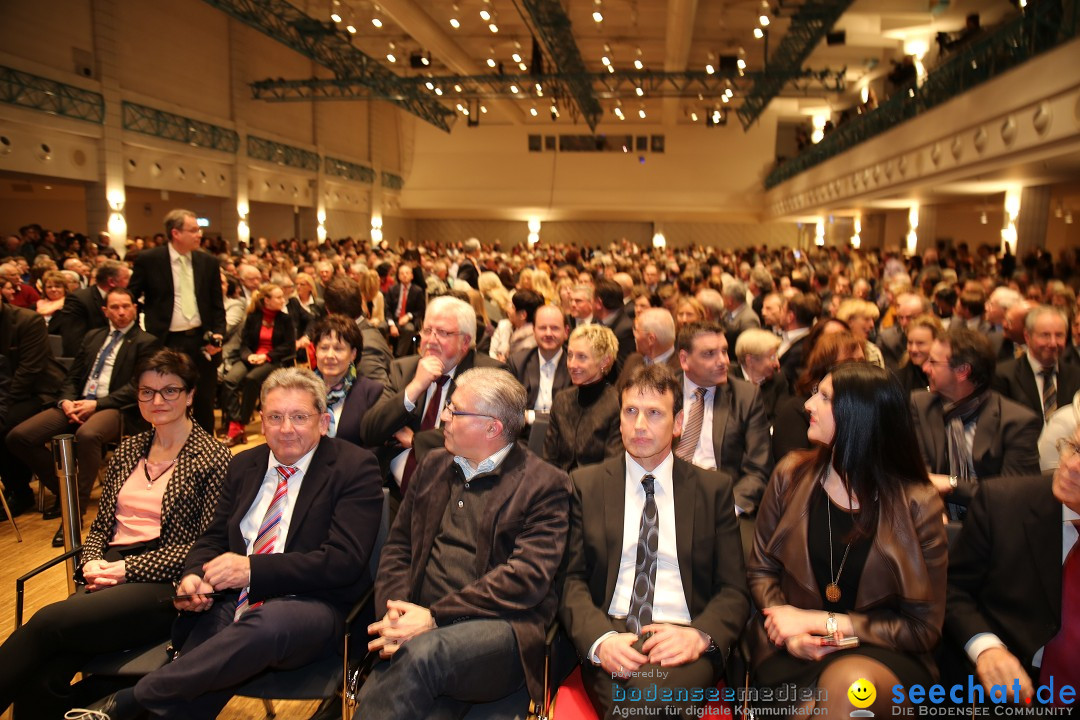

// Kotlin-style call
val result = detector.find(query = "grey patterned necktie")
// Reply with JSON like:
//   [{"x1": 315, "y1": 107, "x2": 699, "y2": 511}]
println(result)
[
  {"x1": 676, "y1": 387, "x2": 707, "y2": 461},
  {"x1": 626, "y1": 474, "x2": 659, "y2": 635},
  {"x1": 1041, "y1": 367, "x2": 1057, "y2": 423}
]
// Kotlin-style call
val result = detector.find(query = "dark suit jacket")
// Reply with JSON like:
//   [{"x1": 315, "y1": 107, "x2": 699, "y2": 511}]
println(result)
[
  {"x1": 730, "y1": 367, "x2": 790, "y2": 423},
  {"x1": 385, "y1": 282, "x2": 425, "y2": 326},
  {"x1": 360, "y1": 350, "x2": 506, "y2": 466},
  {"x1": 724, "y1": 305, "x2": 761, "y2": 361},
  {"x1": 543, "y1": 384, "x2": 623, "y2": 473},
  {"x1": 334, "y1": 375, "x2": 383, "y2": 447},
  {"x1": 54, "y1": 286, "x2": 108, "y2": 357},
  {"x1": 0, "y1": 303, "x2": 66, "y2": 405},
  {"x1": 677, "y1": 374, "x2": 773, "y2": 515},
  {"x1": 615, "y1": 351, "x2": 681, "y2": 389},
  {"x1": 601, "y1": 307, "x2": 635, "y2": 367},
  {"x1": 456, "y1": 258, "x2": 480, "y2": 290},
  {"x1": 878, "y1": 325, "x2": 906, "y2": 372},
  {"x1": 747, "y1": 451, "x2": 948, "y2": 676},
  {"x1": 559, "y1": 455, "x2": 750, "y2": 665},
  {"x1": 508, "y1": 346, "x2": 571, "y2": 411},
  {"x1": 993, "y1": 356, "x2": 1080, "y2": 420},
  {"x1": 238, "y1": 311, "x2": 296, "y2": 365},
  {"x1": 778, "y1": 333, "x2": 809, "y2": 388},
  {"x1": 376, "y1": 444, "x2": 571, "y2": 704},
  {"x1": 286, "y1": 296, "x2": 323, "y2": 340},
  {"x1": 770, "y1": 394, "x2": 810, "y2": 464},
  {"x1": 183, "y1": 438, "x2": 383, "y2": 612},
  {"x1": 945, "y1": 473, "x2": 1062, "y2": 679},
  {"x1": 128, "y1": 245, "x2": 225, "y2": 338},
  {"x1": 909, "y1": 389, "x2": 1041, "y2": 507},
  {"x1": 59, "y1": 325, "x2": 159, "y2": 413}
]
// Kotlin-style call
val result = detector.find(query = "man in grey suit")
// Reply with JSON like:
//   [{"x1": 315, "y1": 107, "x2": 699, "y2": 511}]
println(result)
[
  {"x1": 878, "y1": 292, "x2": 929, "y2": 371},
  {"x1": 911, "y1": 326, "x2": 1041, "y2": 519},
  {"x1": 721, "y1": 281, "x2": 760, "y2": 363},
  {"x1": 560, "y1": 363, "x2": 749, "y2": 718}
]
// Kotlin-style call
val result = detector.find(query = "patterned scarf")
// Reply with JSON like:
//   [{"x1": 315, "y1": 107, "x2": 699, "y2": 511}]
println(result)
[
  {"x1": 320, "y1": 363, "x2": 356, "y2": 436},
  {"x1": 942, "y1": 388, "x2": 990, "y2": 519}
]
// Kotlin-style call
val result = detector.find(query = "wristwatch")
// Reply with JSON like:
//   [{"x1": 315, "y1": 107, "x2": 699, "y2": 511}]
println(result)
[
  {"x1": 825, "y1": 612, "x2": 837, "y2": 636},
  {"x1": 949, "y1": 475, "x2": 959, "y2": 491}
]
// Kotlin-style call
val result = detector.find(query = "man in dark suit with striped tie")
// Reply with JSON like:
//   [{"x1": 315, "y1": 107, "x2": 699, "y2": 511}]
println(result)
[{"x1": 559, "y1": 363, "x2": 749, "y2": 718}]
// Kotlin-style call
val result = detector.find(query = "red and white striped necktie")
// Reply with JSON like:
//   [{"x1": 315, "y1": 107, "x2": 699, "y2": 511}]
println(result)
[{"x1": 235, "y1": 464, "x2": 297, "y2": 620}]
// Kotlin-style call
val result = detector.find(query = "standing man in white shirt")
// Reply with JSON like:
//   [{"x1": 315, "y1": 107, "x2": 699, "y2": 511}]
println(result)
[
  {"x1": 560, "y1": 363, "x2": 749, "y2": 718},
  {"x1": 509, "y1": 304, "x2": 571, "y2": 429}
]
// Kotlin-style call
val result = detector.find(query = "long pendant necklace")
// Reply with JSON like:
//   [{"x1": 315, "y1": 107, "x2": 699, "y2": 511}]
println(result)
[{"x1": 824, "y1": 490, "x2": 854, "y2": 603}]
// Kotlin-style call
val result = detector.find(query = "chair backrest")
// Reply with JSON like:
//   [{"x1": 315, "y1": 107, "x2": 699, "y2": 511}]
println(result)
[
  {"x1": 47, "y1": 333, "x2": 64, "y2": 358},
  {"x1": 528, "y1": 416, "x2": 550, "y2": 456}
]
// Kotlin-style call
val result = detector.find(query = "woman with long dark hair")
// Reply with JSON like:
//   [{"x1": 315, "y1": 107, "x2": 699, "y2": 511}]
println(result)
[{"x1": 747, "y1": 363, "x2": 947, "y2": 716}]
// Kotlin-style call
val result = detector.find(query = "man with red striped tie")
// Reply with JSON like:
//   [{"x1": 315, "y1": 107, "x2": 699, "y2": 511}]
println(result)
[{"x1": 78, "y1": 367, "x2": 383, "y2": 720}]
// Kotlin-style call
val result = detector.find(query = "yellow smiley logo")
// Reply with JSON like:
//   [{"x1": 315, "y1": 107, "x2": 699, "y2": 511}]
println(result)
[{"x1": 848, "y1": 678, "x2": 876, "y2": 708}]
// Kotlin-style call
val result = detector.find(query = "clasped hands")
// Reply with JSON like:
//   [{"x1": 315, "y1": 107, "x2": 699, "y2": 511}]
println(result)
[
  {"x1": 173, "y1": 552, "x2": 250, "y2": 612},
  {"x1": 82, "y1": 559, "x2": 126, "y2": 592},
  {"x1": 367, "y1": 600, "x2": 436, "y2": 658},
  {"x1": 763, "y1": 605, "x2": 846, "y2": 662},
  {"x1": 60, "y1": 399, "x2": 97, "y2": 424},
  {"x1": 598, "y1": 624, "x2": 709, "y2": 678}
]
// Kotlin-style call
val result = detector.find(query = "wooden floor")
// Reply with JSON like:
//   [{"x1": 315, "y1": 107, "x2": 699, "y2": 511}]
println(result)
[{"x1": 0, "y1": 425, "x2": 325, "y2": 720}]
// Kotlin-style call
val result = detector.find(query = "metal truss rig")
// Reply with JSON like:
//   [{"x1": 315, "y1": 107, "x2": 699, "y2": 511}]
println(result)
[
  {"x1": 201, "y1": 0, "x2": 455, "y2": 132},
  {"x1": 251, "y1": 68, "x2": 845, "y2": 104}
]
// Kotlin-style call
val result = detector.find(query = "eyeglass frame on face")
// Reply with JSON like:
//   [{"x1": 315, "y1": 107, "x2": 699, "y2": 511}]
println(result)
[
  {"x1": 262, "y1": 411, "x2": 320, "y2": 428},
  {"x1": 419, "y1": 326, "x2": 462, "y2": 340},
  {"x1": 137, "y1": 385, "x2": 187, "y2": 402},
  {"x1": 1057, "y1": 437, "x2": 1080, "y2": 462},
  {"x1": 441, "y1": 402, "x2": 495, "y2": 422}
]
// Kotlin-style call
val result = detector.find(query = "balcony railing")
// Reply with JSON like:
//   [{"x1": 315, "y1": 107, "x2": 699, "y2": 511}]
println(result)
[
  {"x1": 0, "y1": 65, "x2": 104, "y2": 124},
  {"x1": 247, "y1": 135, "x2": 319, "y2": 171},
  {"x1": 765, "y1": 0, "x2": 1078, "y2": 189},
  {"x1": 325, "y1": 156, "x2": 375, "y2": 183},
  {"x1": 123, "y1": 101, "x2": 239, "y2": 152},
  {"x1": 381, "y1": 171, "x2": 404, "y2": 190}
]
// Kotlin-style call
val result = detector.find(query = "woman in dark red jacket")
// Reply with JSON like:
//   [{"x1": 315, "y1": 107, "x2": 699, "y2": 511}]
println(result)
[{"x1": 221, "y1": 282, "x2": 295, "y2": 446}]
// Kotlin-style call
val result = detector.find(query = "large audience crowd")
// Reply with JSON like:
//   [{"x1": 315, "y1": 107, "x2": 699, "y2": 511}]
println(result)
[{"x1": 1, "y1": 214, "x2": 1079, "y2": 719}]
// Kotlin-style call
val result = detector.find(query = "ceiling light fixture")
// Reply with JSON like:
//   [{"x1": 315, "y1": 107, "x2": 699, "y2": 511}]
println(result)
[
  {"x1": 330, "y1": 12, "x2": 341, "y2": 22},
  {"x1": 489, "y1": 22, "x2": 499, "y2": 32},
  {"x1": 635, "y1": 47, "x2": 644, "y2": 70},
  {"x1": 487, "y1": 57, "x2": 496, "y2": 68},
  {"x1": 480, "y1": 9, "x2": 491, "y2": 21},
  {"x1": 737, "y1": 58, "x2": 747, "y2": 70},
  {"x1": 639, "y1": 108, "x2": 646, "y2": 118},
  {"x1": 450, "y1": 17, "x2": 460, "y2": 28},
  {"x1": 509, "y1": 84, "x2": 519, "y2": 94},
  {"x1": 346, "y1": 24, "x2": 356, "y2": 33},
  {"x1": 759, "y1": 14, "x2": 770, "y2": 26},
  {"x1": 512, "y1": 52, "x2": 522, "y2": 63},
  {"x1": 519, "y1": 62, "x2": 528, "y2": 71},
  {"x1": 530, "y1": 106, "x2": 538, "y2": 116},
  {"x1": 593, "y1": 0, "x2": 603, "y2": 23},
  {"x1": 635, "y1": 86, "x2": 644, "y2": 96},
  {"x1": 753, "y1": 27, "x2": 764, "y2": 39},
  {"x1": 705, "y1": 63, "x2": 715, "y2": 74},
  {"x1": 371, "y1": 16, "x2": 382, "y2": 28}
]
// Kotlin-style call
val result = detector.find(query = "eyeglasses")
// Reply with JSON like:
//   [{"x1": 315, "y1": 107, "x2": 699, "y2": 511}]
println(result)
[
  {"x1": 419, "y1": 327, "x2": 462, "y2": 340},
  {"x1": 262, "y1": 412, "x2": 319, "y2": 427},
  {"x1": 441, "y1": 403, "x2": 494, "y2": 422},
  {"x1": 137, "y1": 386, "x2": 186, "y2": 402},
  {"x1": 1057, "y1": 437, "x2": 1080, "y2": 462}
]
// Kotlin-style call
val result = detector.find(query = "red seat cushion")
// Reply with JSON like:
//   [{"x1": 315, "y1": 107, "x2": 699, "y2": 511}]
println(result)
[{"x1": 551, "y1": 666, "x2": 733, "y2": 719}]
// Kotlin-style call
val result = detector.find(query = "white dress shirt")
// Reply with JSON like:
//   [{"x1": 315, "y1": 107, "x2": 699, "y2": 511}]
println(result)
[
  {"x1": 167, "y1": 243, "x2": 202, "y2": 332},
  {"x1": 535, "y1": 348, "x2": 563, "y2": 414},
  {"x1": 390, "y1": 365, "x2": 458, "y2": 484},
  {"x1": 239, "y1": 445, "x2": 318, "y2": 554}
]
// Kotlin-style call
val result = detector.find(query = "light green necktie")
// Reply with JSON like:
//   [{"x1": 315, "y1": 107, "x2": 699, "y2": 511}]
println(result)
[{"x1": 179, "y1": 255, "x2": 197, "y2": 319}]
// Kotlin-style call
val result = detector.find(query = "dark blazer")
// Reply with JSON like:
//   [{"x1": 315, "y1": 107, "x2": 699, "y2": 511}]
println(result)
[
  {"x1": 332, "y1": 375, "x2": 384, "y2": 446},
  {"x1": 676, "y1": 374, "x2": 773, "y2": 515},
  {"x1": 778, "y1": 333, "x2": 809, "y2": 388},
  {"x1": 508, "y1": 346, "x2": 571, "y2": 411},
  {"x1": 559, "y1": 455, "x2": 750, "y2": 664},
  {"x1": 543, "y1": 383, "x2": 623, "y2": 473},
  {"x1": 602, "y1": 307, "x2": 635, "y2": 367},
  {"x1": 0, "y1": 303, "x2": 66, "y2": 405},
  {"x1": 54, "y1": 286, "x2": 108, "y2": 357},
  {"x1": 615, "y1": 351, "x2": 682, "y2": 389},
  {"x1": 385, "y1": 282, "x2": 425, "y2": 325},
  {"x1": 945, "y1": 473, "x2": 1062, "y2": 679},
  {"x1": 59, "y1": 325, "x2": 160, "y2": 412},
  {"x1": 724, "y1": 305, "x2": 761, "y2": 361},
  {"x1": 183, "y1": 438, "x2": 383, "y2": 611},
  {"x1": 354, "y1": 316, "x2": 393, "y2": 387},
  {"x1": 128, "y1": 245, "x2": 225, "y2": 338},
  {"x1": 730, "y1": 367, "x2": 790, "y2": 423},
  {"x1": 747, "y1": 451, "x2": 948, "y2": 677},
  {"x1": 878, "y1": 325, "x2": 906, "y2": 372},
  {"x1": 910, "y1": 389, "x2": 1041, "y2": 507},
  {"x1": 81, "y1": 423, "x2": 230, "y2": 583},
  {"x1": 360, "y1": 350, "x2": 506, "y2": 464},
  {"x1": 896, "y1": 361, "x2": 930, "y2": 398},
  {"x1": 286, "y1": 296, "x2": 323, "y2": 340},
  {"x1": 993, "y1": 356, "x2": 1080, "y2": 420},
  {"x1": 770, "y1": 394, "x2": 810, "y2": 464},
  {"x1": 238, "y1": 311, "x2": 296, "y2": 365},
  {"x1": 455, "y1": 258, "x2": 480, "y2": 290},
  {"x1": 376, "y1": 444, "x2": 571, "y2": 704}
]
